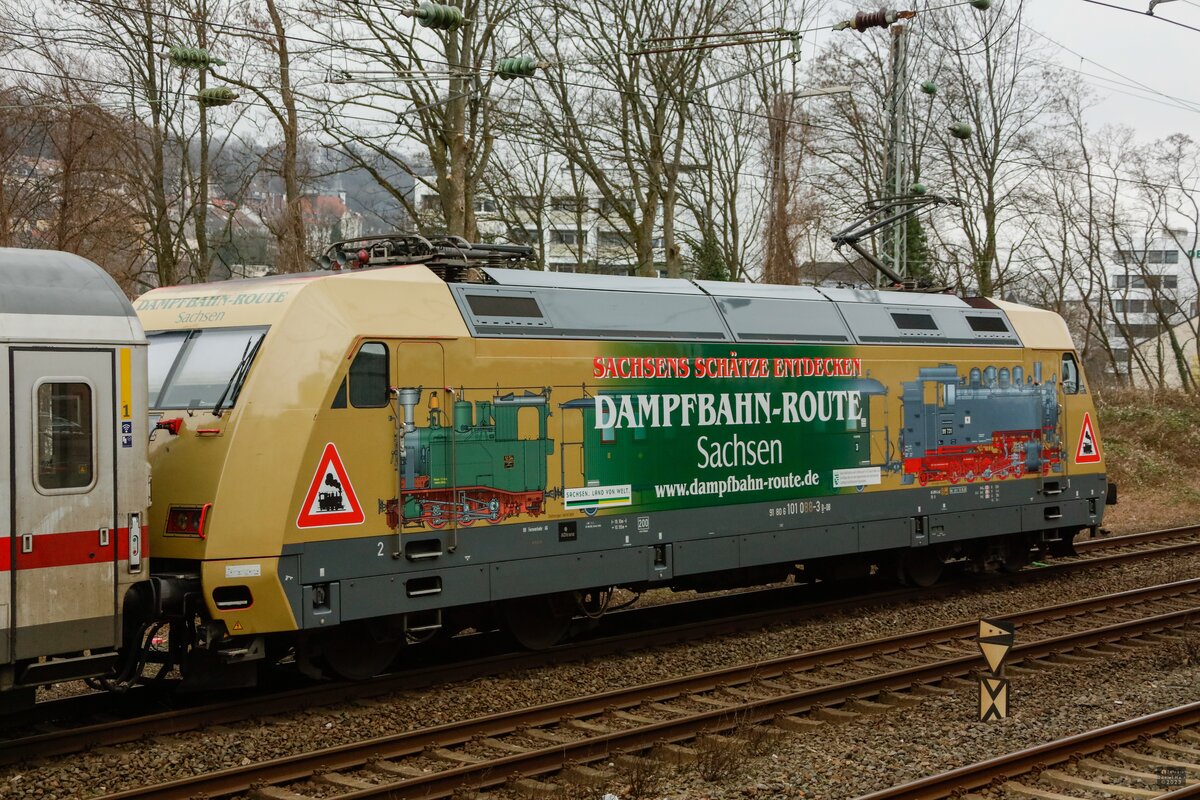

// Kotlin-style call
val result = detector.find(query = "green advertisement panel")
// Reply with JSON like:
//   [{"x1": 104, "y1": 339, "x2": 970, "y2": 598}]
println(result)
[{"x1": 562, "y1": 343, "x2": 885, "y2": 514}]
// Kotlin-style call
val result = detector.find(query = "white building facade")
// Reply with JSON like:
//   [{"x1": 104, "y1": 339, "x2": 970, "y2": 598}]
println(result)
[
  {"x1": 1103, "y1": 232, "x2": 1199, "y2": 383},
  {"x1": 413, "y1": 183, "x2": 671, "y2": 275}
]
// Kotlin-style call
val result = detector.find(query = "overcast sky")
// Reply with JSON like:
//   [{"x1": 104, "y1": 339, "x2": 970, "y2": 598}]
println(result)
[{"x1": 1008, "y1": 0, "x2": 1198, "y2": 142}]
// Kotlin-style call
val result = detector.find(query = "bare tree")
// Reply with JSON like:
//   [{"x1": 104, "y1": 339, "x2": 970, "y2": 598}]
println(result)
[
  {"x1": 922, "y1": 6, "x2": 1057, "y2": 296},
  {"x1": 211, "y1": 0, "x2": 314, "y2": 272},
  {"x1": 314, "y1": 0, "x2": 515, "y2": 240},
  {"x1": 514, "y1": 0, "x2": 741, "y2": 276}
]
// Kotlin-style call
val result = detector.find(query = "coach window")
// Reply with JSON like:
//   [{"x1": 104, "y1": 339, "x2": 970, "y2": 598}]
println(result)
[
  {"x1": 349, "y1": 342, "x2": 389, "y2": 408},
  {"x1": 35, "y1": 382, "x2": 94, "y2": 492},
  {"x1": 1062, "y1": 353, "x2": 1082, "y2": 394}
]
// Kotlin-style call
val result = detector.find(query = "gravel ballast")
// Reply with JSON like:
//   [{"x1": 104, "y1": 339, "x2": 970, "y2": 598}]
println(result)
[{"x1": 3, "y1": 551, "x2": 1199, "y2": 799}]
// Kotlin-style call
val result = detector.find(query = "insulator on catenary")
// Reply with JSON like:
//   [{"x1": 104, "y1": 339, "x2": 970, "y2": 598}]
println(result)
[
  {"x1": 196, "y1": 87, "x2": 237, "y2": 108},
  {"x1": 167, "y1": 45, "x2": 226, "y2": 70},
  {"x1": 496, "y1": 56, "x2": 541, "y2": 79},
  {"x1": 832, "y1": 8, "x2": 916, "y2": 32},
  {"x1": 405, "y1": 2, "x2": 465, "y2": 31}
]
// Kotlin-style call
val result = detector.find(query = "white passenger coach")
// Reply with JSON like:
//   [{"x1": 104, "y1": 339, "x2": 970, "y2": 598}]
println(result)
[{"x1": 1, "y1": 248, "x2": 149, "y2": 705}]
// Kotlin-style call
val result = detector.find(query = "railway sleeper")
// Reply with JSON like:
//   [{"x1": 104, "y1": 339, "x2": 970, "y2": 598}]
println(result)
[
  {"x1": 648, "y1": 742, "x2": 699, "y2": 764},
  {"x1": 251, "y1": 786, "x2": 311, "y2": 800},
  {"x1": 559, "y1": 762, "x2": 614, "y2": 787},
  {"x1": 1077, "y1": 757, "x2": 1164, "y2": 785},
  {"x1": 1115, "y1": 747, "x2": 1200, "y2": 775},
  {"x1": 365, "y1": 758, "x2": 426, "y2": 779},
  {"x1": 314, "y1": 771, "x2": 376, "y2": 791},
  {"x1": 1040, "y1": 769, "x2": 1159, "y2": 799},
  {"x1": 845, "y1": 697, "x2": 897, "y2": 714},
  {"x1": 878, "y1": 689, "x2": 923, "y2": 707},
  {"x1": 509, "y1": 777, "x2": 565, "y2": 799},
  {"x1": 1145, "y1": 738, "x2": 1200, "y2": 760},
  {"x1": 773, "y1": 714, "x2": 824, "y2": 733},
  {"x1": 813, "y1": 706, "x2": 861, "y2": 724},
  {"x1": 1003, "y1": 784, "x2": 1079, "y2": 800}
]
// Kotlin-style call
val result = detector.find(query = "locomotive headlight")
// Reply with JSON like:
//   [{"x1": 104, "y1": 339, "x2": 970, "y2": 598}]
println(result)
[{"x1": 165, "y1": 506, "x2": 205, "y2": 537}]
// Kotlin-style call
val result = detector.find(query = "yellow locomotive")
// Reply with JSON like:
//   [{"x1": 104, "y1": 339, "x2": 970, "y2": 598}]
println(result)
[{"x1": 133, "y1": 235, "x2": 1111, "y2": 683}]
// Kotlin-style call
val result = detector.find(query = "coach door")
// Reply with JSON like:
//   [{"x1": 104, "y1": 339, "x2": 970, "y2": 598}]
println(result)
[{"x1": 9, "y1": 349, "x2": 118, "y2": 660}]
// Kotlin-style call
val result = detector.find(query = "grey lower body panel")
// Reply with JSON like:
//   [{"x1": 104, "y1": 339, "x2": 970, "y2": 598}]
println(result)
[
  {"x1": 282, "y1": 474, "x2": 1107, "y2": 628},
  {"x1": 6, "y1": 615, "x2": 119, "y2": 662}
]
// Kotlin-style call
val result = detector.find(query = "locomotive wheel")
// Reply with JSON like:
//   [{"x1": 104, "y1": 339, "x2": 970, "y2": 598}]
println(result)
[
  {"x1": 899, "y1": 549, "x2": 943, "y2": 588},
  {"x1": 319, "y1": 623, "x2": 403, "y2": 681},
  {"x1": 502, "y1": 594, "x2": 573, "y2": 650},
  {"x1": 1000, "y1": 538, "x2": 1031, "y2": 573}
]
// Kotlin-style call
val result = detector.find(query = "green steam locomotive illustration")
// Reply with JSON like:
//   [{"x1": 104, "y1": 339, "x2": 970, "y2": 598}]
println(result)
[{"x1": 395, "y1": 387, "x2": 554, "y2": 528}]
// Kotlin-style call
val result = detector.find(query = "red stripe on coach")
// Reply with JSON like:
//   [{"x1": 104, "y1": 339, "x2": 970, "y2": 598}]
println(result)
[{"x1": 0, "y1": 528, "x2": 131, "y2": 571}]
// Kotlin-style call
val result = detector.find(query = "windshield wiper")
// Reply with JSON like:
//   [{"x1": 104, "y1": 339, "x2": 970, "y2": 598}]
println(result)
[{"x1": 212, "y1": 335, "x2": 264, "y2": 418}]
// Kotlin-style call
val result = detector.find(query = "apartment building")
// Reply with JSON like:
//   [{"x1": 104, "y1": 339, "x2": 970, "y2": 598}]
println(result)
[
  {"x1": 1104, "y1": 232, "x2": 1199, "y2": 379},
  {"x1": 413, "y1": 184, "x2": 669, "y2": 275}
]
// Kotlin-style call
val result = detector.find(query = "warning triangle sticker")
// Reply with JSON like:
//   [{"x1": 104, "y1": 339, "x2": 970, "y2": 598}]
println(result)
[
  {"x1": 297, "y1": 442, "x2": 365, "y2": 528},
  {"x1": 1075, "y1": 412, "x2": 1101, "y2": 464}
]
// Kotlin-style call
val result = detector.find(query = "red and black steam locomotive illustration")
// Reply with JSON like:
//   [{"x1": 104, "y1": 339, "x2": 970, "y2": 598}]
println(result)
[{"x1": 899, "y1": 362, "x2": 1062, "y2": 486}]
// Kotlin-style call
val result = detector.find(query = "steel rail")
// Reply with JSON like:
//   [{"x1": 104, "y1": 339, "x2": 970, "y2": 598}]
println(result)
[
  {"x1": 4, "y1": 525, "x2": 1199, "y2": 765},
  {"x1": 94, "y1": 581, "x2": 1200, "y2": 800},
  {"x1": 855, "y1": 701, "x2": 1200, "y2": 800}
]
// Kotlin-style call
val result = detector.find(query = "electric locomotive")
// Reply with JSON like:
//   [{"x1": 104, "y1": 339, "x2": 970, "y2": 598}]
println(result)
[
  {"x1": 0, "y1": 249, "x2": 149, "y2": 705},
  {"x1": 130, "y1": 235, "x2": 1111, "y2": 685}
]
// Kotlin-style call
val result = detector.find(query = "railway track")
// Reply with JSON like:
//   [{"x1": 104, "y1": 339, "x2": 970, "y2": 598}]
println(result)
[
  {"x1": 89, "y1": 576, "x2": 1200, "y2": 800},
  {"x1": 3, "y1": 524, "x2": 1198, "y2": 768},
  {"x1": 858, "y1": 701, "x2": 1200, "y2": 799}
]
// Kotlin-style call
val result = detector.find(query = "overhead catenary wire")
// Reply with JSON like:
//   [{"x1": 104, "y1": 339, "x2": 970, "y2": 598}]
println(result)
[
  {"x1": 1078, "y1": 0, "x2": 1200, "y2": 33},
  {"x1": 5, "y1": 48, "x2": 1200, "y2": 200},
  {"x1": 4, "y1": 0, "x2": 1200, "y2": 199}
]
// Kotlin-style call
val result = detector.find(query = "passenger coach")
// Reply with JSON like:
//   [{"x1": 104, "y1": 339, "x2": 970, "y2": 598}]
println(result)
[{"x1": 1, "y1": 249, "x2": 148, "y2": 704}]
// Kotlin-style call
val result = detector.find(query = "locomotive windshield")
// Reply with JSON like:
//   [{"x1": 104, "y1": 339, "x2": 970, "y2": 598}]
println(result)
[{"x1": 148, "y1": 326, "x2": 268, "y2": 409}]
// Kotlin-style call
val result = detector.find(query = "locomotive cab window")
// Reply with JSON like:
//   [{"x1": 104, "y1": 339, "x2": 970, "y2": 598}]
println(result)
[
  {"x1": 35, "y1": 381, "x2": 94, "y2": 492},
  {"x1": 1061, "y1": 353, "x2": 1083, "y2": 394},
  {"x1": 147, "y1": 330, "x2": 188, "y2": 407},
  {"x1": 151, "y1": 326, "x2": 268, "y2": 410},
  {"x1": 349, "y1": 342, "x2": 389, "y2": 408}
]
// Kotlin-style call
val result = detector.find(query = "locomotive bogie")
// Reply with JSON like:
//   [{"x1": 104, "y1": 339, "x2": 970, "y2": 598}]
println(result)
[{"x1": 131, "y1": 259, "x2": 1109, "y2": 682}]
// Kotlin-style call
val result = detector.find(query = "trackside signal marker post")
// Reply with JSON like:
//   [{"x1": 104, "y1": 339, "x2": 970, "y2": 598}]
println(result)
[{"x1": 978, "y1": 619, "x2": 1015, "y2": 721}]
